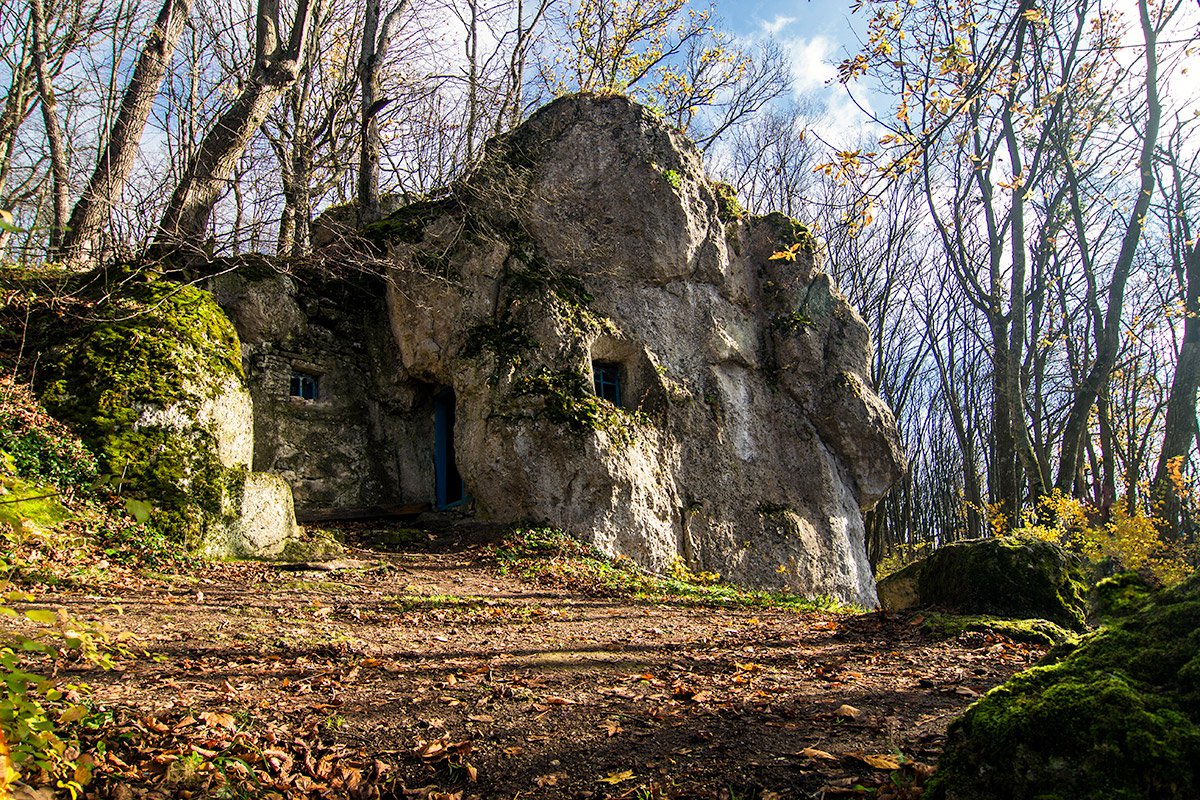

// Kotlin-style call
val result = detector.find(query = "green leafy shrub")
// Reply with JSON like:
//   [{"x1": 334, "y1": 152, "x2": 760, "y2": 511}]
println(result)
[
  {"x1": 998, "y1": 490, "x2": 1193, "y2": 585},
  {"x1": 0, "y1": 378, "x2": 97, "y2": 496},
  {"x1": 0, "y1": 575, "x2": 130, "y2": 794}
]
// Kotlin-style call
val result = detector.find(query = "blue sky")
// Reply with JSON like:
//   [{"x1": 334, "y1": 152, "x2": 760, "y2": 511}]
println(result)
[
  {"x1": 714, "y1": 0, "x2": 1200, "y2": 148},
  {"x1": 722, "y1": 0, "x2": 864, "y2": 40},
  {"x1": 718, "y1": 0, "x2": 877, "y2": 144}
]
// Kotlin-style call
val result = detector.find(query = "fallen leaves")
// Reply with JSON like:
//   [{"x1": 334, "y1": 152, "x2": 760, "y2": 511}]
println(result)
[
  {"x1": 535, "y1": 771, "x2": 569, "y2": 786},
  {"x1": 48, "y1": 527, "x2": 1045, "y2": 800},
  {"x1": 798, "y1": 747, "x2": 839, "y2": 762},
  {"x1": 414, "y1": 738, "x2": 477, "y2": 782},
  {"x1": 597, "y1": 768, "x2": 636, "y2": 784},
  {"x1": 78, "y1": 705, "x2": 402, "y2": 800},
  {"x1": 199, "y1": 711, "x2": 236, "y2": 731},
  {"x1": 834, "y1": 704, "x2": 864, "y2": 720},
  {"x1": 855, "y1": 753, "x2": 902, "y2": 770},
  {"x1": 671, "y1": 683, "x2": 712, "y2": 703},
  {"x1": 601, "y1": 718, "x2": 623, "y2": 737}
]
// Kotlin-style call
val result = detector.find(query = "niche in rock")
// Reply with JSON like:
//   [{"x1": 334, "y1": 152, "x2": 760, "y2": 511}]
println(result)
[{"x1": 434, "y1": 388, "x2": 466, "y2": 509}]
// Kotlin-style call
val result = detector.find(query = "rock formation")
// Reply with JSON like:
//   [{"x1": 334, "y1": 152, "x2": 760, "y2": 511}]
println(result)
[
  {"x1": 263, "y1": 92, "x2": 904, "y2": 604},
  {"x1": 877, "y1": 537, "x2": 1089, "y2": 630},
  {"x1": 34, "y1": 277, "x2": 310, "y2": 559},
  {"x1": 927, "y1": 572, "x2": 1200, "y2": 800}
]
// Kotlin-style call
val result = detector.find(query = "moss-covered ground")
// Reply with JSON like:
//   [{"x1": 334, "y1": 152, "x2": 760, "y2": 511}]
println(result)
[
  {"x1": 492, "y1": 527, "x2": 854, "y2": 613},
  {"x1": 926, "y1": 572, "x2": 1200, "y2": 800},
  {"x1": 918, "y1": 613, "x2": 1075, "y2": 647}
]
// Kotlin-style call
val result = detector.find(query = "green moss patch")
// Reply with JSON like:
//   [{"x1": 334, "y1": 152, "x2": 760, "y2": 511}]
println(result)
[
  {"x1": 711, "y1": 181, "x2": 746, "y2": 223},
  {"x1": 1090, "y1": 571, "x2": 1159, "y2": 621},
  {"x1": 879, "y1": 537, "x2": 1088, "y2": 631},
  {"x1": 926, "y1": 573, "x2": 1200, "y2": 800},
  {"x1": 920, "y1": 613, "x2": 1075, "y2": 647},
  {"x1": 363, "y1": 195, "x2": 461, "y2": 246},
  {"x1": 0, "y1": 471, "x2": 74, "y2": 529},
  {"x1": 32, "y1": 278, "x2": 246, "y2": 547}
]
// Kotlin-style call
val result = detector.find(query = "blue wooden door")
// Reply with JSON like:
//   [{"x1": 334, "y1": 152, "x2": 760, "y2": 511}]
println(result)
[{"x1": 434, "y1": 389, "x2": 464, "y2": 508}]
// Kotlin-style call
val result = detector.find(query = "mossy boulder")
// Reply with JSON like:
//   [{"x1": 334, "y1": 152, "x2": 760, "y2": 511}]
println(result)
[
  {"x1": 926, "y1": 572, "x2": 1200, "y2": 800},
  {"x1": 29, "y1": 275, "x2": 304, "y2": 557},
  {"x1": 1090, "y1": 571, "x2": 1159, "y2": 621},
  {"x1": 877, "y1": 537, "x2": 1088, "y2": 630}
]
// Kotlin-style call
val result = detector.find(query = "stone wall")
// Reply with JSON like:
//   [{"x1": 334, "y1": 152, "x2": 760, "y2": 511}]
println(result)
[{"x1": 209, "y1": 268, "x2": 430, "y2": 518}]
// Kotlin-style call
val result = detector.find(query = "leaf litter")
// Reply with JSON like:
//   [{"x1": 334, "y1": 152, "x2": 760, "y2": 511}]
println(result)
[{"x1": 40, "y1": 521, "x2": 1047, "y2": 799}]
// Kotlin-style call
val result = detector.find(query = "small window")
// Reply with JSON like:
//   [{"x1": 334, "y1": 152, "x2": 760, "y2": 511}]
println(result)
[
  {"x1": 290, "y1": 372, "x2": 319, "y2": 400},
  {"x1": 593, "y1": 362, "x2": 622, "y2": 406}
]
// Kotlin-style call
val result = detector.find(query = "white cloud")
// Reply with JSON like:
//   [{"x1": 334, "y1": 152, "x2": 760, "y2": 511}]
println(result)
[
  {"x1": 760, "y1": 15, "x2": 796, "y2": 36},
  {"x1": 776, "y1": 34, "x2": 877, "y2": 146},
  {"x1": 780, "y1": 34, "x2": 838, "y2": 93}
]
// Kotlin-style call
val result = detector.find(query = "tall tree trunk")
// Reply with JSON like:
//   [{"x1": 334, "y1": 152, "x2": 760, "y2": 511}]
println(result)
[
  {"x1": 1154, "y1": 238, "x2": 1200, "y2": 538},
  {"x1": 153, "y1": 0, "x2": 314, "y2": 258},
  {"x1": 1055, "y1": 0, "x2": 1163, "y2": 490},
  {"x1": 1097, "y1": 384, "x2": 1117, "y2": 516},
  {"x1": 989, "y1": 316, "x2": 1020, "y2": 526},
  {"x1": 358, "y1": 0, "x2": 383, "y2": 224},
  {"x1": 465, "y1": 0, "x2": 479, "y2": 161},
  {"x1": 61, "y1": 0, "x2": 192, "y2": 264},
  {"x1": 357, "y1": 0, "x2": 407, "y2": 224},
  {"x1": 999, "y1": 8, "x2": 1051, "y2": 501},
  {"x1": 29, "y1": 0, "x2": 70, "y2": 255}
]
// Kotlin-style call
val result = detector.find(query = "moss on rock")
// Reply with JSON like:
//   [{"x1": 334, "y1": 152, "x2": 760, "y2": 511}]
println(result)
[
  {"x1": 878, "y1": 536, "x2": 1088, "y2": 631},
  {"x1": 920, "y1": 613, "x2": 1075, "y2": 647},
  {"x1": 755, "y1": 211, "x2": 817, "y2": 255},
  {"x1": 926, "y1": 573, "x2": 1200, "y2": 800},
  {"x1": 513, "y1": 367, "x2": 649, "y2": 446},
  {"x1": 33, "y1": 277, "x2": 247, "y2": 547},
  {"x1": 1090, "y1": 571, "x2": 1159, "y2": 621}
]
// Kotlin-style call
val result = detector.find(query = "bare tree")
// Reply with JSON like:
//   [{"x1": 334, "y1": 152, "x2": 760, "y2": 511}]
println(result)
[
  {"x1": 1152, "y1": 125, "x2": 1200, "y2": 536},
  {"x1": 357, "y1": 0, "x2": 408, "y2": 223},
  {"x1": 1054, "y1": 0, "x2": 1176, "y2": 493},
  {"x1": 60, "y1": 0, "x2": 193, "y2": 264},
  {"x1": 153, "y1": 0, "x2": 316, "y2": 257},
  {"x1": 27, "y1": 0, "x2": 84, "y2": 254}
]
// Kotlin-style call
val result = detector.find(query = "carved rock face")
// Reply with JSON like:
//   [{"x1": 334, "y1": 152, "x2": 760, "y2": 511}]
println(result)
[{"x1": 377, "y1": 94, "x2": 906, "y2": 605}]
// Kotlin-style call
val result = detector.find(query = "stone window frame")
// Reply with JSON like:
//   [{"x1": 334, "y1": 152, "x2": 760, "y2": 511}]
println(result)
[{"x1": 289, "y1": 370, "x2": 320, "y2": 401}]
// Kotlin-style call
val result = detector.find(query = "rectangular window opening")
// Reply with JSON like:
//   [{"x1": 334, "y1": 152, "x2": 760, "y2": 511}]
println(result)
[
  {"x1": 290, "y1": 372, "x2": 319, "y2": 400},
  {"x1": 592, "y1": 362, "x2": 622, "y2": 406}
]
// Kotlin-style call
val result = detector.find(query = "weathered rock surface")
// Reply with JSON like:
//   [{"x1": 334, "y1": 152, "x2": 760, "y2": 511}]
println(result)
[
  {"x1": 927, "y1": 572, "x2": 1200, "y2": 800},
  {"x1": 34, "y1": 277, "x2": 307, "y2": 559},
  {"x1": 353, "y1": 93, "x2": 906, "y2": 604},
  {"x1": 208, "y1": 265, "x2": 411, "y2": 518},
  {"x1": 877, "y1": 536, "x2": 1088, "y2": 630}
]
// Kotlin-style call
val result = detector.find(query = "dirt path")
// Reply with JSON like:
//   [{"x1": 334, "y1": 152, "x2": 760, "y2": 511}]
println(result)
[{"x1": 50, "y1": 524, "x2": 1045, "y2": 799}]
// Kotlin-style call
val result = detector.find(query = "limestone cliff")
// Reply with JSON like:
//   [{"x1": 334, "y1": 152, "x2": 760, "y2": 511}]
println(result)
[{"x1": 363, "y1": 94, "x2": 905, "y2": 604}]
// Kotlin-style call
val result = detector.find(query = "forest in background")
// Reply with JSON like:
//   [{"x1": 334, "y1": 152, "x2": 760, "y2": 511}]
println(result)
[{"x1": 1, "y1": 0, "x2": 1198, "y2": 575}]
